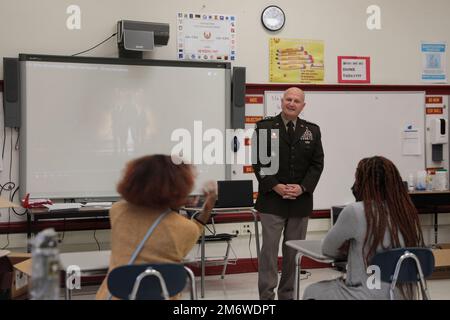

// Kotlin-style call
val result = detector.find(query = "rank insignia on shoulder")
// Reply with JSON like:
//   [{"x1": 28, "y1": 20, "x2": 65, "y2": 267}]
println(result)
[{"x1": 303, "y1": 120, "x2": 319, "y2": 128}]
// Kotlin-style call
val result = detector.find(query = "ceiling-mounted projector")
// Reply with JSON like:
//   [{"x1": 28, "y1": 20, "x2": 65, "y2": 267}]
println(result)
[{"x1": 117, "y1": 20, "x2": 169, "y2": 58}]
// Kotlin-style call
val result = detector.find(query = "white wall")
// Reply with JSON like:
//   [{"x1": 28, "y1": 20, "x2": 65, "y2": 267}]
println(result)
[
  {"x1": 2, "y1": 0, "x2": 450, "y2": 252},
  {"x1": 1, "y1": 0, "x2": 450, "y2": 83}
]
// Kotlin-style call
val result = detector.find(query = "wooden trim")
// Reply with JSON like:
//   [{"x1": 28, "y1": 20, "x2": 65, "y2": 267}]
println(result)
[
  {"x1": 0, "y1": 80, "x2": 3, "y2": 92},
  {"x1": 246, "y1": 83, "x2": 450, "y2": 95},
  {"x1": 212, "y1": 209, "x2": 330, "y2": 224},
  {"x1": 31, "y1": 219, "x2": 111, "y2": 233},
  {"x1": 0, "y1": 219, "x2": 110, "y2": 234},
  {"x1": 1, "y1": 212, "x2": 332, "y2": 234},
  {"x1": 0, "y1": 212, "x2": 330, "y2": 234},
  {"x1": 1, "y1": 206, "x2": 444, "y2": 234}
]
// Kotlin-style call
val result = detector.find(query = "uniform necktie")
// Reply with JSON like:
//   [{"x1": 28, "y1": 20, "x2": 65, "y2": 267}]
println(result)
[{"x1": 287, "y1": 121, "x2": 295, "y2": 143}]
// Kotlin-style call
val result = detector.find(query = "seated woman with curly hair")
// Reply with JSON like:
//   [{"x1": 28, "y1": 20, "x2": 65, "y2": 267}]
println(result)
[{"x1": 96, "y1": 154, "x2": 216, "y2": 300}]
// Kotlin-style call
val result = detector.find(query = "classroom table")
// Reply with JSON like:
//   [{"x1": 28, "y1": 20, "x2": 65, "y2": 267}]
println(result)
[
  {"x1": 408, "y1": 190, "x2": 450, "y2": 244},
  {"x1": 26, "y1": 207, "x2": 110, "y2": 252},
  {"x1": 332, "y1": 191, "x2": 450, "y2": 245}
]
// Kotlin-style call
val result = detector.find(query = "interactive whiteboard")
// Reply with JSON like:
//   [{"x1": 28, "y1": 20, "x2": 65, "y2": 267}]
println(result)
[{"x1": 20, "y1": 55, "x2": 230, "y2": 199}]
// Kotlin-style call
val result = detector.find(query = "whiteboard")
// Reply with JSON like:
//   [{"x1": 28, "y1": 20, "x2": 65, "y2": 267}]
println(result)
[
  {"x1": 265, "y1": 91, "x2": 426, "y2": 209},
  {"x1": 20, "y1": 55, "x2": 230, "y2": 199}
]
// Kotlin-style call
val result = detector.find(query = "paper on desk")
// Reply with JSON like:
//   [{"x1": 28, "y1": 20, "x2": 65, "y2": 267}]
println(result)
[
  {"x1": 44, "y1": 203, "x2": 82, "y2": 211},
  {"x1": 83, "y1": 202, "x2": 113, "y2": 207}
]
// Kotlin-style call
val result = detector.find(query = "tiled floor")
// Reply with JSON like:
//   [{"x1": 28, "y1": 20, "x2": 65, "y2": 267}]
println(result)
[{"x1": 67, "y1": 268, "x2": 450, "y2": 300}]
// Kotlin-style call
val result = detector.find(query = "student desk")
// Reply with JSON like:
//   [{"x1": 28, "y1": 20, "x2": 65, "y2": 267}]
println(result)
[
  {"x1": 286, "y1": 239, "x2": 336, "y2": 300},
  {"x1": 183, "y1": 207, "x2": 258, "y2": 298},
  {"x1": 60, "y1": 250, "x2": 111, "y2": 300}
]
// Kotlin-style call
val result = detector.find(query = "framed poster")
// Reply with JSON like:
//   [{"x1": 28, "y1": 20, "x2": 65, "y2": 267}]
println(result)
[
  {"x1": 269, "y1": 38, "x2": 324, "y2": 83},
  {"x1": 337, "y1": 56, "x2": 370, "y2": 83},
  {"x1": 177, "y1": 13, "x2": 236, "y2": 61}
]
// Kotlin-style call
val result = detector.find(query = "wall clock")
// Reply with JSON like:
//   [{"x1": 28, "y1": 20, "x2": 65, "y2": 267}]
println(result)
[{"x1": 261, "y1": 5, "x2": 285, "y2": 31}]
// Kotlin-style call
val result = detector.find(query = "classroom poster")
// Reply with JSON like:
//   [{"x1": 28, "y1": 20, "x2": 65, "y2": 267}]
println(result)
[
  {"x1": 337, "y1": 56, "x2": 370, "y2": 83},
  {"x1": 421, "y1": 42, "x2": 447, "y2": 83},
  {"x1": 269, "y1": 38, "x2": 324, "y2": 83},
  {"x1": 177, "y1": 12, "x2": 236, "y2": 61}
]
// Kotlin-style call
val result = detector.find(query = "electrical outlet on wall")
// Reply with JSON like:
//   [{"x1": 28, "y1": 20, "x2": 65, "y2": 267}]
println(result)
[{"x1": 240, "y1": 223, "x2": 252, "y2": 235}]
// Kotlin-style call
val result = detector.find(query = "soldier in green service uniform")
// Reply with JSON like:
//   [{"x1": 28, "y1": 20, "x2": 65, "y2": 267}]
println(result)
[{"x1": 252, "y1": 87, "x2": 324, "y2": 300}]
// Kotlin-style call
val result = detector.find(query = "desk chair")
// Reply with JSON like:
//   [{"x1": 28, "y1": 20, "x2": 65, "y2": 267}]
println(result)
[
  {"x1": 193, "y1": 212, "x2": 238, "y2": 280},
  {"x1": 184, "y1": 206, "x2": 255, "y2": 299},
  {"x1": 191, "y1": 180, "x2": 252, "y2": 282},
  {"x1": 199, "y1": 229, "x2": 238, "y2": 279},
  {"x1": 107, "y1": 263, "x2": 196, "y2": 300},
  {"x1": 370, "y1": 247, "x2": 435, "y2": 300}
]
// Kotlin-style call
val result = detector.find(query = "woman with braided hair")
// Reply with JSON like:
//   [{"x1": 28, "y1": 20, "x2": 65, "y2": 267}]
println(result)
[{"x1": 303, "y1": 156, "x2": 424, "y2": 300}]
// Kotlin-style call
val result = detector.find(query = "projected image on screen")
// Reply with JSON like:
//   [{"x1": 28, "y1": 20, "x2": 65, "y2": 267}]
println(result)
[{"x1": 20, "y1": 56, "x2": 230, "y2": 199}]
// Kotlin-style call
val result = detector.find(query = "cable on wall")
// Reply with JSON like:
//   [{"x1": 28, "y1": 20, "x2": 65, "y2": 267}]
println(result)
[{"x1": 72, "y1": 33, "x2": 117, "y2": 56}]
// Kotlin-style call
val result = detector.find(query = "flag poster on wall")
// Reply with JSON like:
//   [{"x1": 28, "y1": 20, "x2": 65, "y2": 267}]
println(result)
[
  {"x1": 177, "y1": 13, "x2": 236, "y2": 62},
  {"x1": 269, "y1": 38, "x2": 324, "y2": 83}
]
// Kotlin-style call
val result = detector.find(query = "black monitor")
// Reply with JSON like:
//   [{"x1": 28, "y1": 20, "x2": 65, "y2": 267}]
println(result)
[{"x1": 215, "y1": 180, "x2": 254, "y2": 208}]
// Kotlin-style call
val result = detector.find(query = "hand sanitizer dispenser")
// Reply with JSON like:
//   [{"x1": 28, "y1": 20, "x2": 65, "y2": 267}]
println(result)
[
  {"x1": 431, "y1": 118, "x2": 447, "y2": 144},
  {"x1": 431, "y1": 118, "x2": 448, "y2": 161}
]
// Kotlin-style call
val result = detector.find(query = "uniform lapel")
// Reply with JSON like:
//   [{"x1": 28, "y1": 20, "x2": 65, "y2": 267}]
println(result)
[{"x1": 274, "y1": 114, "x2": 290, "y2": 145}]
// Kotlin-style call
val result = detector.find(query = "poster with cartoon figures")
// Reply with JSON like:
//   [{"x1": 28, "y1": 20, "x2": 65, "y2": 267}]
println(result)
[
  {"x1": 269, "y1": 38, "x2": 324, "y2": 83},
  {"x1": 177, "y1": 13, "x2": 236, "y2": 61}
]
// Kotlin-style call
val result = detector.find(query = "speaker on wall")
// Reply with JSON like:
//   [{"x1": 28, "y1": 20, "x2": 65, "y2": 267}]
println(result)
[
  {"x1": 3, "y1": 57, "x2": 21, "y2": 128},
  {"x1": 231, "y1": 66, "x2": 246, "y2": 129}
]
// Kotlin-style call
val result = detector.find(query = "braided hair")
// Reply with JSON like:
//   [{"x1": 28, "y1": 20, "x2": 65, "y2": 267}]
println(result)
[
  {"x1": 353, "y1": 156, "x2": 424, "y2": 299},
  {"x1": 353, "y1": 156, "x2": 424, "y2": 262}
]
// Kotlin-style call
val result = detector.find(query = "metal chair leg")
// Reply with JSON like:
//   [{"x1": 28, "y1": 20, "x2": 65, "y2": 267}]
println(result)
[
  {"x1": 294, "y1": 252, "x2": 303, "y2": 300},
  {"x1": 184, "y1": 266, "x2": 197, "y2": 300},
  {"x1": 65, "y1": 271, "x2": 73, "y2": 300},
  {"x1": 221, "y1": 240, "x2": 232, "y2": 279},
  {"x1": 64, "y1": 272, "x2": 69, "y2": 300}
]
